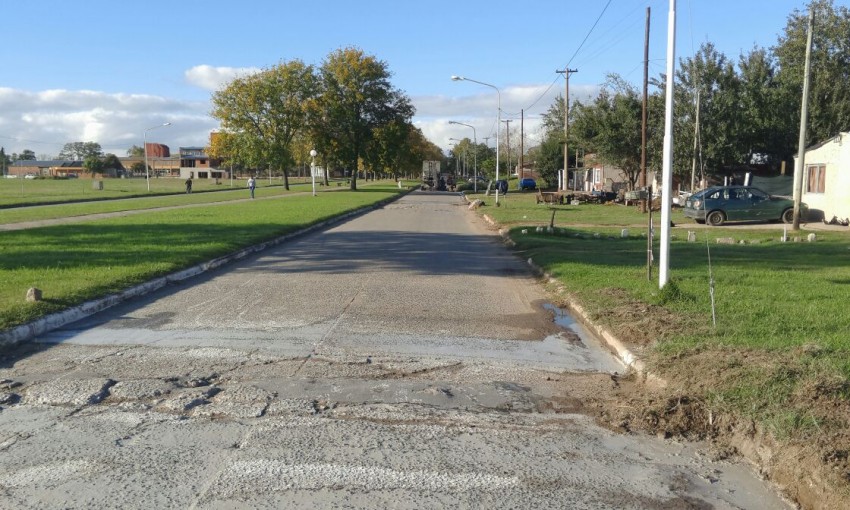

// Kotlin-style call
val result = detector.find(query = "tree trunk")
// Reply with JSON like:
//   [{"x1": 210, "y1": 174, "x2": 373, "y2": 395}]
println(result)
[{"x1": 283, "y1": 169, "x2": 290, "y2": 190}]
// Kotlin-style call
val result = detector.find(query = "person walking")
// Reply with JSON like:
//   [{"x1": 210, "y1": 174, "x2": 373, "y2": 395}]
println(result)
[
  {"x1": 247, "y1": 176, "x2": 256, "y2": 199},
  {"x1": 185, "y1": 177, "x2": 193, "y2": 194}
]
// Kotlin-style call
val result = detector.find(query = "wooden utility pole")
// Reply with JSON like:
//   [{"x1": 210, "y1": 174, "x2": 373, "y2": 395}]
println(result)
[
  {"x1": 502, "y1": 119, "x2": 513, "y2": 177},
  {"x1": 520, "y1": 109, "x2": 524, "y2": 180},
  {"x1": 556, "y1": 68, "x2": 578, "y2": 191},
  {"x1": 690, "y1": 90, "x2": 701, "y2": 193},
  {"x1": 640, "y1": 7, "x2": 650, "y2": 215}
]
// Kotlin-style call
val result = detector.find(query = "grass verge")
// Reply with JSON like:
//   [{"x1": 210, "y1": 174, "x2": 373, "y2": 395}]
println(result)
[{"x1": 474, "y1": 191, "x2": 850, "y2": 498}]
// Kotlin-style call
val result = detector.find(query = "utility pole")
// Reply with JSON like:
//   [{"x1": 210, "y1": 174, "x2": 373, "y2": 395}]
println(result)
[
  {"x1": 502, "y1": 119, "x2": 513, "y2": 179},
  {"x1": 793, "y1": 8, "x2": 815, "y2": 231},
  {"x1": 690, "y1": 90, "x2": 701, "y2": 193},
  {"x1": 520, "y1": 110, "x2": 524, "y2": 181},
  {"x1": 643, "y1": 6, "x2": 652, "y2": 280},
  {"x1": 556, "y1": 68, "x2": 577, "y2": 191},
  {"x1": 641, "y1": 7, "x2": 650, "y2": 216}
]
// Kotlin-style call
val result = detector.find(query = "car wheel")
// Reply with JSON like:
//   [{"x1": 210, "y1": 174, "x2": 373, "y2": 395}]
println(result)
[
  {"x1": 781, "y1": 208, "x2": 794, "y2": 224},
  {"x1": 706, "y1": 210, "x2": 726, "y2": 226}
]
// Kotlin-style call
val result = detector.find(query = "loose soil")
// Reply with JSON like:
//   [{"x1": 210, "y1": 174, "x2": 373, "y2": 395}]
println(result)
[{"x1": 558, "y1": 290, "x2": 850, "y2": 510}]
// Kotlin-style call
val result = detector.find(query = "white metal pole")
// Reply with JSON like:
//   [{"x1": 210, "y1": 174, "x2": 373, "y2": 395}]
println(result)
[
  {"x1": 144, "y1": 131, "x2": 150, "y2": 192},
  {"x1": 143, "y1": 122, "x2": 171, "y2": 192},
  {"x1": 659, "y1": 0, "x2": 677, "y2": 288},
  {"x1": 310, "y1": 149, "x2": 318, "y2": 196}
]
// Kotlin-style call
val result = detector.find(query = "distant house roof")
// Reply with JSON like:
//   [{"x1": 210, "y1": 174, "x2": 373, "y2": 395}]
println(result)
[
  {"x1": 12, "y1": 160, "x2": 83, "y2": 167},
  {"x1": 802, "y1": 132, "x2": 850, "y2": 154}
]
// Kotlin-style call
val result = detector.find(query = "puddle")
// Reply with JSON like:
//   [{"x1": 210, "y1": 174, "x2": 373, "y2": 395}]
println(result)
[{"x1": 542, "y1": 303, "x2": 624, "y2": 373}]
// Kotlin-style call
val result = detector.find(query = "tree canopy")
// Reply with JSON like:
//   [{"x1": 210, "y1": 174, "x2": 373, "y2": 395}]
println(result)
[
  {"x1": 211, "y1": 60, "x2": 318, "y2": 189},
  {"x1": 537, "y1": 0, "x2": 850, "y2": 190},
  {"x1": 58, "y1": 142, "x2": 103, "y2": 161},
  {"x1": 309, "y1": 47, "x2": 414, "y2": 190}
]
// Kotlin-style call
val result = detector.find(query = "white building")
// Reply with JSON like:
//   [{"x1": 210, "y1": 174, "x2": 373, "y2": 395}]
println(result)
[{"x1": 795, "y1": 132, "x2": 850, "y2": 221}]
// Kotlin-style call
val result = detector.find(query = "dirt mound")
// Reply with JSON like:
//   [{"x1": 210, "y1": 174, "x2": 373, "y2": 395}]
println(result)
[{"x1": 582, "y1": 363, "x2": 850, "y2": 510}]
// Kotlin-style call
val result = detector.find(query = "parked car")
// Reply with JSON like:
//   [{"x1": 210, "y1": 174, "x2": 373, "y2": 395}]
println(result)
[
  {"x1": 683, "y1": 185, "x2": 804, "y2": 226},
  {"x1": 24, "y1": 174, "x2": 38, "y2": 179},
  {"x1": 518, "y1": 178, "x2": 537, "y2": 191}
]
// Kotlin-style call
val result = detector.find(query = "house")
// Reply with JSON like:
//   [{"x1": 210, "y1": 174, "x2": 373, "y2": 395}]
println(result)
[
  {"x1": 9, "y1": 160, "x2": 85, "y2": 178},
  {"x1": 178, "y1": 147, "x2": 227, "y2": 180},
  {"x1": 573, "y1": 154, "x2": 630, "y2": 193},
  {"x1": 794, "y1": 132, "x2": 850, "y2": 221}
]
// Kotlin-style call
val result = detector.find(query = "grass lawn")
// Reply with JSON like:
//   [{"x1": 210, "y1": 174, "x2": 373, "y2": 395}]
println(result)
[
  {"x1": 474, "y1": 191, "x2": 850, "y2": 444},
  {"x1": 1, "y1": 182, "x2": 320, "y2": 224},
  {"x1": 0, "y1": 186, "x2": 404, "y2": 331},
  {"x1": 0, "y1": 175, "x2": 315, "y2": 208}
]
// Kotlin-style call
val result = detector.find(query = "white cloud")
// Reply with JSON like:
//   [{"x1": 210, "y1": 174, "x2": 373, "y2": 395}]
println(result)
[
  {"x1": 411, "y1": 82, "x2": 600, "y2": 152},
  {"x1": 0, "y1": 75, "x2": 601, "y2": 161},
  {"x1": 184, "y1": 65, "x2": 261, "y2": 92},
  {"x1": 0, "y1": 87, "x2": 217, "y2": 157}
]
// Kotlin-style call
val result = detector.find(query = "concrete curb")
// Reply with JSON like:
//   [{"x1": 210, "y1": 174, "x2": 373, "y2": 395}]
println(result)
[{"x1": 0, "y1": 191, "x2": 410, "y2": 349}]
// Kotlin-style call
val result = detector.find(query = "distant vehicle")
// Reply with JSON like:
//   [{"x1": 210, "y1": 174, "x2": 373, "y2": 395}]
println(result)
[
  {"x1": 24, "y1": 174, "x2": 38, "y2": 179},
  {"x1": 518, "y1": 178, "x2": 537, "y2": 191},
  {"x1": 467, "y1": 175, "x2": 488, "y2": 185},
  {"x1": 683, "y1": 185, "x2": 804, "y2": 226},
  {"x1": 494, "y1": 179, "x2": 508, "y2": 195}
]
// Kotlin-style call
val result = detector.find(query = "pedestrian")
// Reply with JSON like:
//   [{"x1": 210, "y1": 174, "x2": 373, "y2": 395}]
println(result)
[
  {"x1": 247, "y1": 176, "x2": 256, "y2": 199},
  {"x1": 185, "y1": 177, "x2": 192, "y2": 194}
]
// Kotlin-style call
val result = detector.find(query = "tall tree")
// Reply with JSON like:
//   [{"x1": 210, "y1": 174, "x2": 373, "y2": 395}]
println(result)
[
  {"x1": 571, "y1": 75, "x2": 644, "y2": 189},
  {"x1": 674, "y1": 43, "x2": 745, "y2": 177},
  {"x1": 126, "y1": 145, "x2": 145, "y2": 157},
  {"x1": 58, "y1": 142, "x2": 103, "y2": 160},
  {"x1": 774, "y1": 0, "x2": 850, "y2": 147},
  {"x1": 83, "y1": 155, "x2": 105, "y2": 176},
  {"x1": 15, "y1": 150, "x2": 37, "y2": 161},
  {"x1": 211, "y1": 60, "x2": 318, "y2": 189},
  {"x1": 310, "y1": 47, "x2": 413, "y2": 190},
  {"x1": 737, "y1": 48, "x2": 781, "y2": 165},
  {"x1": 0, "y1": 148, "x2": 9, "y2": 175},
  {"x1": 102, "y1": 153, "x2": 124, "y2": 172}
]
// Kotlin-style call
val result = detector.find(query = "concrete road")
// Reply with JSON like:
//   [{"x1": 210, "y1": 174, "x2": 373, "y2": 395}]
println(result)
[{"x1": 0, "y1": 192, "x2": 790, "y2": 509}]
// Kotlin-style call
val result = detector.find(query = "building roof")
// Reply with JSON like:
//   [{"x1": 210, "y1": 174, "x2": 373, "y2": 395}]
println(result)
[
  {"x1": 12, "y1": 160, "x2": 83, "y2": 167},
  {"x1": 803, "y1": 132, "x2": 850, "y2": 154}
]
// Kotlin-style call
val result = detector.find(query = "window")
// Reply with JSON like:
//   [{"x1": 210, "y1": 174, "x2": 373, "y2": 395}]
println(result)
[{"x1": 806, "y1": 164, "x2": 826, "y2": 194}]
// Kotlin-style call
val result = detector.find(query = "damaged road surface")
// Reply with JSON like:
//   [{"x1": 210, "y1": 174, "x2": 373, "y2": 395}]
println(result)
[{"x1": 0, "y1": 192, "x2": 791, "y2": 509}]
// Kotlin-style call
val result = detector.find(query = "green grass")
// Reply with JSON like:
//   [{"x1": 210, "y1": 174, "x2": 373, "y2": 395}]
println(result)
[
  {"x1": 1, "y1": 182, "x2": 322, "y2": 224},
  {"x1": 0, "y1": 175, "x2": 316, "y2": 208},
  {"x1": 485, "y1": 193, "x2": 850, "y2": 439},
  {"x1": 0, "y1": 186, "x2": 403, "y2": 330}
]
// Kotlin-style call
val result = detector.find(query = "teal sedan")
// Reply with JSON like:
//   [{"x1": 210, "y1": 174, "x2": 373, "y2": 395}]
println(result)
[{"x1": 683, "y1": 185, "x2": 803, "y2": 226}]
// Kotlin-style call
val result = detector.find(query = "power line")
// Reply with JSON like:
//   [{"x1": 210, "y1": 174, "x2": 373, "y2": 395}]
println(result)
[{"x1": 520, "y1": 0, "x2": 614, "y2": 114}]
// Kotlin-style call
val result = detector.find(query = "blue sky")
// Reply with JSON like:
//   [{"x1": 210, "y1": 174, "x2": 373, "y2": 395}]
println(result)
[{"x1": 0, "y1": 0, "x2": 824, "y2": 158}]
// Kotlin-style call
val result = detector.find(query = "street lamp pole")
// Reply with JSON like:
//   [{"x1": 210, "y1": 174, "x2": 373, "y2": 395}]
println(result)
[
  {"x1": 449, "y1": 121, "x2": 477, "y2": 193},
  {"x1": 452, "y1": 75, "x2": 501, "y2": 205},
  {"x1": 310, "y1": 149, "x2": 318, "y2": 196},
  {"x1": 143, "y1": 122, "x2": 172, "y2": 192}
]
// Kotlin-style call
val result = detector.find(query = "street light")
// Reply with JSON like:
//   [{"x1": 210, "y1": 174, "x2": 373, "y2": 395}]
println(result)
[
  {"x1": 310, "y1": 149, "x2": 318, "y2": 196},
  {"x1": 449, "y1": 138, "x2": 467, "y2": 181},
  {"x1": 143, "y1": 122, "x2": 172, "y2": 192},
  {"x1": 449, "y1": 121, "x2": 477, "y2": 193},
  {"x1": 452, "y1": 75, "x2": 501, "y2": 204}
]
